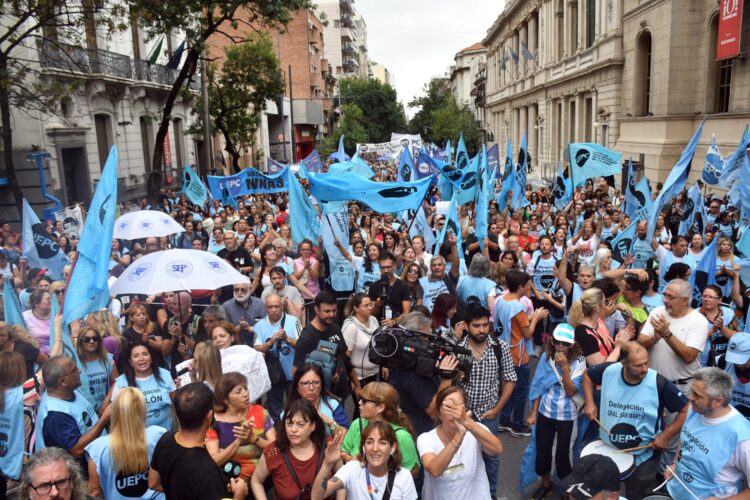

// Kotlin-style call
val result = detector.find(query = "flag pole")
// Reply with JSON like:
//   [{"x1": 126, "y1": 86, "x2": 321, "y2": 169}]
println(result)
[{"x1": 405, "y1": 189, "x2": 431, "y2": 236}]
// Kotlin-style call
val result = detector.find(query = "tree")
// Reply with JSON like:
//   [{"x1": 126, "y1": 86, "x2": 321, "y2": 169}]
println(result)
[
  {"x1": 128, "y1": 0, "x2": 309, "y2": 201},
  {"x1": 430, "y1": 96, "x2": 482, "y2": 152},
  {"x1": 408, "y1": 78, "x2": 450, "y2": 144},
  {"x1": 0, "y1": 0, "x2": 123, "y2": 213},
  {"x1": 337, "y1": 77, "x2": 407, "y2": 143},
  {"x1": 206, "y1": 35, "x2": 283, "y2": 172},
  {"x1": 318, "y1": 103, "x2": 367, "y2": 157}
]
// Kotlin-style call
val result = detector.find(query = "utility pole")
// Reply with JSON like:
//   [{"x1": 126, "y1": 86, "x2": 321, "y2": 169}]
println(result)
[
  {"x1": 200, "y1": 55, "x2": 213, "y2": 176},
  {"x1": 289, "y1": 64, "x2": 296, "y2": 164}
]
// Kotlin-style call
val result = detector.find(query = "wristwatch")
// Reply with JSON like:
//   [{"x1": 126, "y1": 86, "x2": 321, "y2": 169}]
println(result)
[{"x1": 663, "y1": 331, "x2": 674, "y2": 340}]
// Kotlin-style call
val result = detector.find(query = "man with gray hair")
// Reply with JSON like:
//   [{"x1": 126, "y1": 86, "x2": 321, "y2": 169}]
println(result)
[
  {"x1": 418, "y1": 235, "x2": 460, "y2": 313},
  {"x1": 18, "y1": 447, "x2": 87, "y2": 500},
  {"x1": 666, "y1": 367, "x2": 750, "y2": 499}
]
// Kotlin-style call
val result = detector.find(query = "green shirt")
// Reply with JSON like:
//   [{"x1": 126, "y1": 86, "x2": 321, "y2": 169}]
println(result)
[
  {"x1": 617, "y1": 295, "x2": 649, "y2": 324},
  {"x1": 342, "y1": 418, "x2": 420, "y2": 471}
]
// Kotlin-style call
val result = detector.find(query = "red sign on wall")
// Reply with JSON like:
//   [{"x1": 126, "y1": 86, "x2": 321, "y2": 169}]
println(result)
[
  {"x1": 163, "y1": 132, "x2": 173, "y2": 168},
  {"x1": 717, "y1": 0, "x2": 743, "y2": 60}
]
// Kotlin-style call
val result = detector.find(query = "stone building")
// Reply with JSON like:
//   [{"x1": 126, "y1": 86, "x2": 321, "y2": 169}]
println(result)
[
  {"x1": 450, "y1": 43, "x2": 487, "y2": 127},
  {"x1": 482, "y1": 0, "x2": 750, "y2": 186}
]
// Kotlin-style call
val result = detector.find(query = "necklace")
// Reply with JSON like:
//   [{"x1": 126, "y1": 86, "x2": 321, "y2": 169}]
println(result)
[{"x1": 365, "y1": 465, "x2": 387, "y2": 497}]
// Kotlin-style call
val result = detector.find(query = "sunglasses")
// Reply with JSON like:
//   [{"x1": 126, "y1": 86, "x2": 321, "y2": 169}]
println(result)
[
  {"x1": 552, "y1": 339, "x2": 573, "y2": 347},
  {"x1": 82, "y1": 336, "x2": 101, "y2": 343},
  {"x1": 407, "y1": 268, "x2": 420, "y2": 274},
  {"x1": 359, "y1": 397, "x2": 378, "y2": 405},
  {"x1": 53, "y1": 289, "x2": 64, "y2": 296}
]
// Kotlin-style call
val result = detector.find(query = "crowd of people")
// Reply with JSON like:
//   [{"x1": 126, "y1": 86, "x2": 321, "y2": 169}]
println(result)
[{"x1": 2, "y1": 156, "x2": 750, "y2": 500}]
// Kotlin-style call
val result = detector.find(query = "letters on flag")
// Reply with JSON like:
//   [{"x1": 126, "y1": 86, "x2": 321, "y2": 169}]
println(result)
[
  {"x1": 702, "y1": 134, "x2": 723, "y2": 185},
  {"x1": 287, "y1": 173, "x2": 320, "y2": 244},
  {"x1": 207, "y1": 167, "x2": 289, "y2": 199},
  {"x1": 181, "y1": 165, "x2": 208, "y2": 206},
  {"x1": 308, "y1": 173, "x2": 433, "y2": 214},
  {"x1": 22, "y1": 199, "x2": 70, "y2": 280},
  {"x1": 552, "y1": 162, "x2": 573, "y2": 211},
  {"x1": 54, "y1": 205, "x2": 84, "y2": 239},
  {"x1": 567, "y1": 143, "x2": 623, "y2": 187}
]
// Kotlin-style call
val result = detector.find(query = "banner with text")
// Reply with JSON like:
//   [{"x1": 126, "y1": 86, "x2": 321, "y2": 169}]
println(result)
[{"x1": 207, "y1": 167, "x2": 289, "y2": 198}]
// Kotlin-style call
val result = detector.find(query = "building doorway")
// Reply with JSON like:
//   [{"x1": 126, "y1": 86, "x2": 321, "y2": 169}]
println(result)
[{"x1": 59, "y1": 146, "x2": 91, "y2": 205}]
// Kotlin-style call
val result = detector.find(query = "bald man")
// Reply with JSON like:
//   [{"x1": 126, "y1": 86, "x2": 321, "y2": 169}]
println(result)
[{"x1": 582, "y1": 342, "x2": 689, "y2": 498}]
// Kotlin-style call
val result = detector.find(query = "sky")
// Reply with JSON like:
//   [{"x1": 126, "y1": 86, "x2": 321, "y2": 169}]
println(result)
[{"x1": 355, "y1": 0, "x2": 505, "y2": 119}]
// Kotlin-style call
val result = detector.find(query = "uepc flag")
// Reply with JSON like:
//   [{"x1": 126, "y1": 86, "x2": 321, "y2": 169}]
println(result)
[
  {"x1": 511, "y1": 132, "x2": 528, "y2": 209},
  {"x1": 308, "y1": 173, "x2": 433, "y2": 214},
  {"x1": 610, "y1": 221, "x2": 637, "y2": 264},
  {"x1": 397, "y1": 146, "x2": 415, "y2": 182},
  {"x1": 552, "y1": 161, "x2": 573, "y2": 211},
  {"x1": 288, "y1": 173, "x2": 320, "y2": 244},
  {"x1": 567, "y1": 143, "x2": 622, "y2": 187},
  {"x1": 679, "y1": 183, "x2": 707, "y2": 236},
  {"x1": 407, "y1": 206, "x2": 436, "y2": 252},
  {"x1": 181, "y1": 164, "x2": 208, "y2": 206},
  {"x1": 720, "y1": 125, "x2": 750, "y2": 188},
  {"x1": 455, "y1": 133, "x2": 469, "y2": 170},
  {"x1": 454, "y1": 153, "x2": 480, "y2": 206},
  {"x1": 702, "y1": 134, "x2": 723, "y2": 185},
  {"x1": 22, "y1": 199, "x2": 70, "y2": 280}
]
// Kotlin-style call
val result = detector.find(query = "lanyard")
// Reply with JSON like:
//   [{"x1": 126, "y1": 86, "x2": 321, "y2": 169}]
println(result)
[{"x1": 364, "y1": 465, "x2": 376, "y2": 500}]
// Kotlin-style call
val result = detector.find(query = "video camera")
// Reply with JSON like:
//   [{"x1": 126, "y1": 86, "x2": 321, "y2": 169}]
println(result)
[{"x1": 368, "y1": 326, "x2": 473, "y2": 378}]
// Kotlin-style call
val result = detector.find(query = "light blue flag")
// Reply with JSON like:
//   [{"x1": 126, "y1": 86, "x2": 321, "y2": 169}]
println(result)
[
  {"x1": 679, "y1": 184, "x2": 707, "y2": 236},
  {"x1": 476, "y1": 181, "x2": 489, "y2": 251},
  {"x1": 3, "y1": 277, "x2": 26, "y2": 329},
  {"x1": 625, "y1": 175, "x2": 653, "y2": 222},
  {"x1": 397, "y1": 146, "x2": 415, "y2": 182},
  {"x1": 702, "y1": 134, "x2": 723, "y2": 185},
  {"x1": 552, "y1": 161, "x2": 573, "y2": 211},
  {"x1": 433, "y1": 195, "x2": 463, "y2": 255},
  {"x1": 624, "y1": 159, "x2": 636, "y2": 218},
  {"x1": 416, "y1": 150, "x2": 441, "y2": 180},
  {"x1": 62, "y1": 146, "x2": 118, "y2": 327},
  {"x1": 22, "y1": 199, "x2": 70, "y2": 280},
  {"x1": 444, "y1": 140, "x2": 453, "y2": 166},
  {"x1": 511, "y1": 132, "x2": 528, "y2": 209},
  {"x1": 221, "y1": 184, "x2": 238, "y2": 210},
  {"x1": 407, "y1": 206, "x2": 436, "y2": 252},
  {"x1": 297, "y1": 160, "x2": 310, "y2": 180},
  {"x1": 454, "y1": 153, "x2": 480, "y2": 206},
  {"x1": 496, "y1": 139, "x2": 514, "y2": 209},
  {"x1": 455, "y1": 133, "x2": 469, "y2": 170},
  {"x1": 329, "y1": 135, "x2": 351, "y2": 162},
  {"x1": 486, "y1": 144, "x2": 500, "y2": 173},
  {"x1": 328, "y1": 153, "x2": 375, "y2": 179},
  {"x1": 647, "y1": 118, "x2": 705, "y2": 242},
  {"x1": 691, "y1": 236, "x2": 717, "y2": 308},
  {"x1": 304, "y1": 149, "x2": 323, "y2": 173},
  {"x1": 610, "y1": 221, "x2": 637, "y2": 264},
  {"x1": 741, "y1": 149, "x2": 750, "y2": 221},
  {"x1": 51, "y1": 296, "x2": 94, "y2": 404},
  {"x1": 568, "y1": 143, "x2": 623, "y2": 187},
  {"x1": 181, "y1": 164, "x2": 208, "y2": 206},
  {"x1": 309, "y1": 173, "x2": 434, "y2": 214},
  {"x1": 720, "y1": 125, "x2": 750, "y2": 188},
  {"x1": 738, "y1": 227, "x2": 750, "y2": 257},
  {"x1": 288, "y1": 172, "x2": 320, "y2": 243}
]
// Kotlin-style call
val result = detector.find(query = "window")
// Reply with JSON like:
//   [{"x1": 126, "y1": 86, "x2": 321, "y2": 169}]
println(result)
[
  {"x1": 173, "y1": 118, "x2": 186, "y2": 169},
  {"x1": 707, "y1": 14, "x2": 733, "y2": 113},
  {"x1": 140, "y1": 116, "x2": 154, "y2": 173},
  {"x1": 634, "y1": 31, "x2": 652, "y2": 116},
  {"x1": 586, "y1": 0, "x2": 596, "y2": 48},
  {"x1": 718, "y1": 59, "x2": 733, "y2": 113},
  {"x1": 94, "y1": 114, "x2": 113, "y2": 171},
  {"x1": 584, "y1": 97, "x2": 593, "y2": 142},
  {"x1": 556, "y1": 0, "x2": 565, "y2": 60}
]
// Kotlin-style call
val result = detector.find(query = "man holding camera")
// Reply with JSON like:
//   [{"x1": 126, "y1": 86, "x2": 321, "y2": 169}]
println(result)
[
  {"x1": 368, "y1": 252, "x2": 412, "y2": 321},
  {"x1": 457, "y1": 303, "x2": 516, "y2": 496}
]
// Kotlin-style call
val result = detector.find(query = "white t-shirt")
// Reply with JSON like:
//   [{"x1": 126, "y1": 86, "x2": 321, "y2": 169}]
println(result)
[
  {"x1": 417, "y1": 426, "x2": 492, "y2": 500},
  {"x1": 334, "y1": 460, "x2": 417, "y2": 500},
  {"x1": 703, "y1": 406, "x2": 750, "y2": 494},
  {"x1": 640, "y1": 306, "x2": 709, "y2": 382}
]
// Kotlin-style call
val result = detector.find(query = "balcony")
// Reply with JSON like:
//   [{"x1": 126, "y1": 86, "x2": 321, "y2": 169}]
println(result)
[
  {"x1": 39, "y1": 39, "x2": 132, "y2": 79},
  {"x1": 342, "y1": 57, "x2": 359, "y2": 74},
  {"x1": 342, "y1": 42, "x2": 357, "y2": 56},
  {"x1": 340, "y1": 12, "x2": 355, "y2": 28},
  {"x1": 339, "y1": 0, "x2": 354, "y2": 14},
  {"x1": 340, "y1": 27, "x2": 355, "y2": 42}
]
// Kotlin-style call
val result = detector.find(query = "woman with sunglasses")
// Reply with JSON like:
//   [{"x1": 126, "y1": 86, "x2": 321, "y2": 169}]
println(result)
[
  {"x1": 289, "y1": 363, "x2": 349, "y2": 435},
  {"x1": 342, "y1": 382, "x2": 420, "y2": 477},
  {"x1": 313, "y1": 420, "x2": 417, "y2": 500},
  {"x1": 250, "y1": 399, "x2": 334, "y2": 500},
  {"x1": 699, "y1": 284, "x2": 739, "y2": 367},
  {"x1": 85, "y1": 387, "x2": 166, "y2": 500},
  {"x1": 526, "y1": 324, "x2": 586, "y2": 499},
  {"x1": 206, "y1": 372, "x2": 275, "y2": 482},
  {"x1": 75, "y1": 324, "x2": 117, "y2": 413},
  {"x1": 111, "y1": 343, "x2": 175, "y2": 430},
  {"x1": 400, "y1": 263, "x2": 424, "y2": 311}
]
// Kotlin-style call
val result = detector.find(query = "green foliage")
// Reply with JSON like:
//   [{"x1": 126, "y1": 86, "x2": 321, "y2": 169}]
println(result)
[
  {"x1": 408, "y1": 78, "x2": 450, "y2": 144},
  {"x1": 337, "y1": 77, "x2": 407, "y2": 143},
  {"x1": 207, "y1": 34, "x2": 284, "y2": 170},
  {"x1": 319, "y1": 103, "x2": 367, "y2": 157}
]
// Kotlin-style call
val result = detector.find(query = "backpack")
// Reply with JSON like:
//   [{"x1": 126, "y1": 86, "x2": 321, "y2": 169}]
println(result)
[{"x1": 304, "y1": 339, "x2": 339, "y2": 389}]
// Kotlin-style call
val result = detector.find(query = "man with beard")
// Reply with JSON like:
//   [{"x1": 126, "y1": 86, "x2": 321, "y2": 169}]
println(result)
[
  {"x1": 666, "y1": 367, "x2": 750, "y2": 499},
  {"x1": 583, "y1": 342, "x2": 688, "y2": 498},
  {"x1": 217, "y1": 231, "x2": 253, "y2": 302},
  {"x1": 418, "y1": 236, "x2": 460, "y2": 313},
  {"x1": 631, "y1": 219, "x2": 657, "y2": 270},
  {"x1": 222, "y1": 283, "x2": 266, "y2": 345},
  {"x1": 456, "y1": 303, "x2": 516, "y2": 497},
  {"x1": 368, "y1": 252, "x2": 411, "y2": 321}
]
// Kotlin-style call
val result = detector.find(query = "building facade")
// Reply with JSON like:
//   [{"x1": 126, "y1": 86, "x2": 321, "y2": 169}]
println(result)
[
  {"x1": 483, "y1": 0, "x2": 750, "y2": 186},
  {"x1": 1, "y1": 13, "x2": 197, "y2": 219},
  {"x1": 354, "y1": 13, "x2": 371, "y2": 78},
  {"x1": 371, "y1": 62, "x2": 394, "y2": 86},
  {"x1": 451, "y1": 43, "x2": 487, "y2": 123},
  {"x1": 317, "y1": 0, "x2": 361, "y2": 77}
]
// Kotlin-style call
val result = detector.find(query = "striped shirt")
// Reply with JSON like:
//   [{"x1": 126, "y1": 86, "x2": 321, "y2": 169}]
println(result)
[{"x1": 539, "y1": 356, "x2": 586, "y2": 421}]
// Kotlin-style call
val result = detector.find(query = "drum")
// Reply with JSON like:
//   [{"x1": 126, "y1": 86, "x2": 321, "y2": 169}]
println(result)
[
  {"x1": 580, "y1": 439, "x2": 636, "y2": 480},
  {"x1": 641, "y1": 496, "x2": 672, "y2": 500}
]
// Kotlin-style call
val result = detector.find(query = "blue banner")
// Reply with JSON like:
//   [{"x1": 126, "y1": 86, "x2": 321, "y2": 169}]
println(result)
[
  {"x1": 511, "y1": 132, "x2": 528, "y2": 209},
  {"x1": 267, "y1": 158, "x2": 286, "y2": 174},
  {"x1": 397, "y1": 146, "x2": 415, "y2": 182},
  {"x1": 207, "y1": 167, "x2": 289, "y2": 199},
  {"x1": 496, "y1": 139, "x2": 514, "y2": 210},
  {"x1": 552, "y1": 161, "x2": 573, "y2": 211},
  {"x1": 567, "y1": 143, "x2": 622, "y2": 187},
  {"x1": 611, "y1": 221, "x2": 637, "y2": 264},
  {"x1": 22, "y1": 199, "x2": 70, "y2": 280},
  {"x1": 486, "y1": 144, "x2": 500, "y2": 173},
  {"x1": 181, "y1": 164, "x2": 208, "y2": 206},
  {"x1": 63, "y1": 146, "x2": 117, "y2": 326},
  {"x1": 679, "y1": 183, "x2": 707, "y2": 236},
  {"x1": 647, "y1": 118, "x2": 705, "y2": 242},
  {"x1": 702, "y1": 134, "x2": 723, "y2": 185},
  {"x1": 454, "y1": 153, "x2": 480, "y2": 206},
  {"x1": 416, "y1": 151, "x2": 441, "y2": 180},
  {"x1": 691, "y1": 237, "x2": 717, "y2": 308},
  {"x1": 3, "y1": 277, "x2": 26, "y2": 329},
  {"x1": 329, "y1": 135, "x2": 351, "y2": 162},
  {"x1": 304, "y1": 149, "x2": 323, "y2": 173},
  {"x1": 624, "y1": 161, "x2": 653, "y2": 222},
  {"x1": 720, "y1": 125, "x2": 750, "y2": 188},
  {"x1": 288, "y1": 172, "x2": 320, "y2": 243},
  {"x1": 309, "y1": 173, "x2": 433, "y2": 214},
  {"x1": 433, "y1": 195, "x2": 463, "y2": 255},
  {"x1": 455, "y1": 133, "x2": 469, "y2": 170}
]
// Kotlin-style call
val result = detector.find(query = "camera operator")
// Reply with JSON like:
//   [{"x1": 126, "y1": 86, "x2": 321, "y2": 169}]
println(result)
[
  {"x1": 389, "y1": 312, "x2": 460, "y2": 436},
  {"x1": 456, "y1": 303, "x2": 516, "y2": 496},
  {"x1": 368, "y1": 252, "x2": 412, "y2": 322}
]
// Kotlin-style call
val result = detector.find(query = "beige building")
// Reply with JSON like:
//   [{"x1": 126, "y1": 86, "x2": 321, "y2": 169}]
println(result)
[
  {"x1": 451, "y1": 43, "x2": 487, "y2": 124},
  {"x1": 371, "y1": 62, "x2": 394, "y2": 86},
  {"x1": 483, "y1": 0, "x2": 750, "y2": 186}
]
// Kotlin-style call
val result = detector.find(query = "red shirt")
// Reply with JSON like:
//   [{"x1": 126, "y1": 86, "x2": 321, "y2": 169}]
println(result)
[{"x1": 264, "y1": 443, "x2": 326, "y2": 500}]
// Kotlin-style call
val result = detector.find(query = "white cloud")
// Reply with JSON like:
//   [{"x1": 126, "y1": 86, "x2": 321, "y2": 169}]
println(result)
[{"x1": 355, "y1": 0, "x2": 504, "y2": 119}]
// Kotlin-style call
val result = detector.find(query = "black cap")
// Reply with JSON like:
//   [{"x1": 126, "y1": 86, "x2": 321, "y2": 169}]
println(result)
[{"x1": 562, "y1": 454, "x2": 620, "y2": 499}]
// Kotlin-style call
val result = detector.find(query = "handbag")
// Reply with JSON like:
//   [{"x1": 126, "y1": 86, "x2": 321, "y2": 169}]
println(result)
[{"x1": 264, "y1": 313, "x2": 287, "y2": 385}]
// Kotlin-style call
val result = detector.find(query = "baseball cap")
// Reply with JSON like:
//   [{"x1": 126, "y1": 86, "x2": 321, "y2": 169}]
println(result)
[
  {"x1": 553, "y1": 323, "x2": 575, "y2": 344},
  {"x1": 727, "y1": 332, "x2": 750, "y2": 365},
  {"x1": 562, "y1": 454, "x2": 620, "y2": 499}
]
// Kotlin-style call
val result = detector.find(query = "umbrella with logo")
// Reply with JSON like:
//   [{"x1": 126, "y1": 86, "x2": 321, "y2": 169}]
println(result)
[
  {"x1": 113, "y1": 210, "x2": 185, "y2": 240},
  {"x1": 108, "y1": 249, "x2": 249, "y2": 296}
]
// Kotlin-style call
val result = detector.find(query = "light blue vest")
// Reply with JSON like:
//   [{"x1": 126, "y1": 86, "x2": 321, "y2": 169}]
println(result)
[
  {"x1": 600, "y1": 364, "x2": 660, "y2": 465},
  {"x1": 716, "y1": 257, "x2": 735, "y2": 298},
  {"x1": 114, "y1": 368, "x2": 174, "y2": 431},
  {"x1": 668, "y1": 408, "x2": 750, "y2": 499},
  {"x1": 0, "y1": 386, "x2": 24, "y2": 479},
  {"x1": 331, "y1": 257, "x2": 355, "y2": 292},
  {"x1": 36, "y1": 389, "x2": 100, "y2": 450},
  {"x1": 631, "y1": 237, "x2": 654, "y2": 269},
  {"x1": 493, "y1": 297, "x2": 528, "y2": 366},
  {"x1": 726, "y1": 363, "x2": 750, "y2": 421},
  {"x1": 254, "y1": 314, "x2": 300, "y2": 380},
  {"x1": 658, "y1": 253, "x2": 695, "y2": 292},
  {"x1": 85, "y1": 426, "x2": 166, "y2": 500},
  {"x1": 419, "y1": 276, "x2": 450, "y2": 312},
  {"x1": 457, "y1": 276, "x2": 495, "y2": 308},
  {"x1": 84, "y1": 353, "x2": 114, "y2": 411}
]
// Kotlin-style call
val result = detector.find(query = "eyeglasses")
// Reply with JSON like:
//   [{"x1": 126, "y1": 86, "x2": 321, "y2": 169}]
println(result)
[
  {"x1": 82, "y1": 336, "x2": 101, "y2": 343},
  {"x1": 663, "y1": 293, "x2": 687, "y2": 301},
  {"x1": 359, "y1": 397, "x2": 378, "y2": 405},
  {"x1": 407, "y1": 268, "x2": 420, "y2": 275},
  {"x1": 298, "y1": 380, "x2": 321, "y2": 388},
  {"x1": 552, "y1": 339, "x2": 573, "y2": 347},
  {"x1": 53, "y1": 289, "x2": 64, "y2": 296},
  {"x1": 233, "y1": 288, "x2": 249, "y2": 293},
  {"x1": 31, "y1": 477, "x2": 71, "y2": 495}
]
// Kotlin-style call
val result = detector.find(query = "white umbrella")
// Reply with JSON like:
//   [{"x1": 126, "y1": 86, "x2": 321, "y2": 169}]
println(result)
[
  {"x1": 113, "y1": 210, "x2": 185, "y2": 240},
  {"x1": 109, "y1": 249, "x2": 249, "y2": 296}
]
